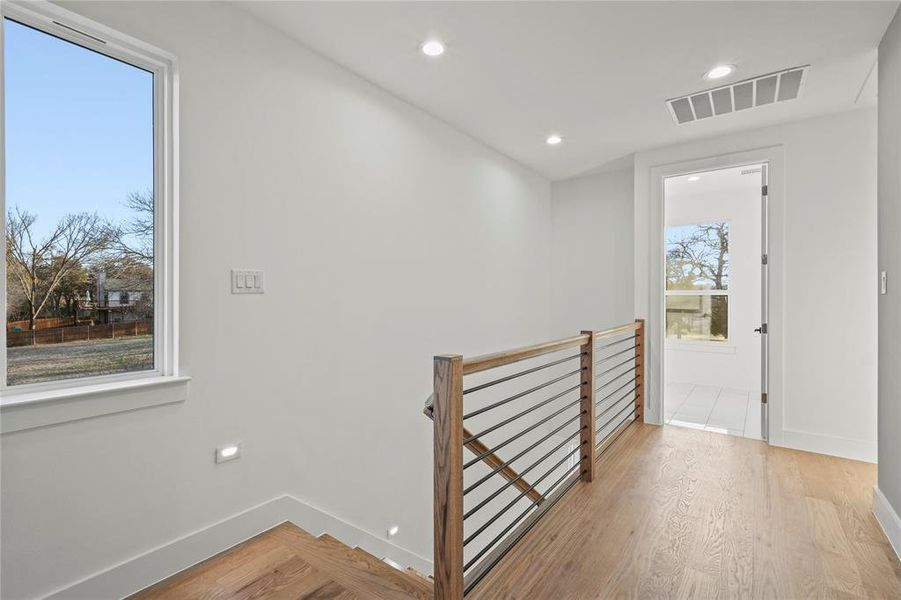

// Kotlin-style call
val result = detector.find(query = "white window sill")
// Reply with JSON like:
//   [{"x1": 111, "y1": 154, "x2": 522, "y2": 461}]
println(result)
[
  {"x1": 665, "y1": 341, "x2": 736, "y2": 354},
  {"x1": 0, "y1": 375, "x2": 190, "y2": 434}
]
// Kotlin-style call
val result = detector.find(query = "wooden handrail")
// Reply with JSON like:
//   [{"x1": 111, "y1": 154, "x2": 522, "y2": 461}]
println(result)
[
  {"x1": 594, "y1": 321, "x2": 641, "y2": 340},
  {"x1": 462, "y1": 334, "x2": 588, "y2": 376},
  {"x1": 462, "y1": 322, "x2": 641, "y2": 377}
]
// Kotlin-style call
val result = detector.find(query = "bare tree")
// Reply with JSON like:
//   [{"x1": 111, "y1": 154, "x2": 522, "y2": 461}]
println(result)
[
  {"x1": 113, "y1": 190, "x2": 153, "y2": 263},
  {"x1": 666, "y1": 222, "x2": 729, "y2": 290},
  {"x1": 6, "y1": 208, "x2": 115, "y2": 329}
]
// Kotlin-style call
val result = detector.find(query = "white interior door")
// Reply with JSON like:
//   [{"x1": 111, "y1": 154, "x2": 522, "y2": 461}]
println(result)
[{"x1": 759, "y1": 165, "x2": 770, "y2": 441}]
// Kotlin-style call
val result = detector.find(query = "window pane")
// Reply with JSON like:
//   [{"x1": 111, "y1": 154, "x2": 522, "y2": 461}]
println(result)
[
  {"x1": 5, "y1": 19, "x2": 154, "y2": 386},
  {"x1": 666, "y1": 223, "x2": 729, "y2": 290},
  {"x1": 666, "y1": 294, "x2": 728, "y2": 342}
]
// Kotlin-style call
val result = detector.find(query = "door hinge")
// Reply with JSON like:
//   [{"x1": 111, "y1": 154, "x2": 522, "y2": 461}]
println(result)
[
  {"x1": 762, "y1": 253, "x2": 768, "y2": 265},
  {"x1": 761, "y1": 392, "x2": 768, "y2": 405},
  {"x1": 762, "y1": 184, "x2": 769, "y2": 196}
]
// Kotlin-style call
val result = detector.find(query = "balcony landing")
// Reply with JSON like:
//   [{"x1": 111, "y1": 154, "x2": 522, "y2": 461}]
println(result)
[{"x1": 468, "y1": 423, "x2": 901, "y2": 599}]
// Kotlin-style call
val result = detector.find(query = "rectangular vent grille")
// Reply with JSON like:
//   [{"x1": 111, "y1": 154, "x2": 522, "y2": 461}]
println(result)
[{"x1": 667, "y1": 66, "x2": 809, "y2": 125}]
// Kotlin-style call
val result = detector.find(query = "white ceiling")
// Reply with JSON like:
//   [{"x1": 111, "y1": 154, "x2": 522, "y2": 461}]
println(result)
[
  {"x1": 239, "y1": 1, "x2": 898, "y2": 181},
  {"x1": 666, "y1": 164, "x2": 764, "y2": 201}
]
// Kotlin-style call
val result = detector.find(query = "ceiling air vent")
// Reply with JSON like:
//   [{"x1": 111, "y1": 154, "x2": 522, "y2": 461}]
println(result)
[{"x1": 667, "y1": 66, "x2": 809, "y2": 125}]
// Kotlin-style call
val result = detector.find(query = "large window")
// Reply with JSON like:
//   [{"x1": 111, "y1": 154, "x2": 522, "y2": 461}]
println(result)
[
  {"x1": 2, "y1": 4, "x2": 177, "y2": 396},
  {"x1": 665, "y1": 222, "x2": 729, "y2": 342}
]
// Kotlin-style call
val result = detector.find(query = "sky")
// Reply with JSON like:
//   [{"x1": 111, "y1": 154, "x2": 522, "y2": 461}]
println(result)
[{"x1": 4, "y1": 18, "x2": 153, "y2": 240}]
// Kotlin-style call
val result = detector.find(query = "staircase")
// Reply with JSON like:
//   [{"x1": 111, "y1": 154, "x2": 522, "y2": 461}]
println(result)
[{"x1": 130, "y1": 522, "x2": 433, "y2": 599}]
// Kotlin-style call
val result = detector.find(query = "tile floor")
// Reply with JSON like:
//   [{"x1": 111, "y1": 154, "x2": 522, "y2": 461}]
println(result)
[{"x1": 664, "y1": 382, "x2": 763, "y2": 440}]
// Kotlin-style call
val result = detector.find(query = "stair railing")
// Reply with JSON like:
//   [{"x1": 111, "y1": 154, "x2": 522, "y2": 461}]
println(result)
[{"x1": 427, "y1": 319, "x2": 645, "y2": 599}]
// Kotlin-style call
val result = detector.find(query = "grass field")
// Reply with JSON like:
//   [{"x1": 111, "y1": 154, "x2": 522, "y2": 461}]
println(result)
[{"x1": 7, "y1": 335, "x2": 154, "y2": 386}]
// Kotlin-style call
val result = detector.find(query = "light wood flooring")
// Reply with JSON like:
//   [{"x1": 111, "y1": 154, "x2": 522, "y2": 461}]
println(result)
[
  {"x1": 130, "y1": 423, "x2": 901, "y2": 599},
  {"x1": 468, "y1": 423, "x2": 901, "y2": 599}
]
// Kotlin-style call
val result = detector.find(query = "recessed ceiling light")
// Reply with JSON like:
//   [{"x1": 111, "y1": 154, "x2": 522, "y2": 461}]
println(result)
[
  {"x1": 421, "y1": 40, "x2": 445, "y2": 57},
  {"x1": 705, "y1": 65, "x2": 735, "y2": 80},
  {"x1": 546, "y1": 134, "x2": 563, "y2": 145},
  {"x1": 687, "y1": 175, "x2": 701, "y2": 182}
]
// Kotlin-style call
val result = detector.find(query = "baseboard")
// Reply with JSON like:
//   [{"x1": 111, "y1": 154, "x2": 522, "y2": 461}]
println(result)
[
  {"x1": 874, "y1": 486, "x2": 901, "y2": 561},
  {"x1": 44, "y1": 495, "x2": 432, "y2": 599},
  {"x1": 779, "y1": 428, "x2": 876, "y2": 463}
]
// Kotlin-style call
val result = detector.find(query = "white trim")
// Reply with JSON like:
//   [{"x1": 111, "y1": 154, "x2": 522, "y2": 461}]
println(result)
[
  {"x1": 780, "y1": 428, "x2": 876, "y2": 463},
  {"x1": 0, "y1": 375, "x2": 190, "y2": 433},
  {"x1": 874, "y1": 487, "x2": 901, "y2": 561},
  {"x1": 636, "y1": 146, "x2": 784, "y2": 444},
  {"x1": 0, "y1": 1, "x2": 181, "y2": 413},
  {"x1": 42, "y1": 495, "x2": 433, "y2": 600}
]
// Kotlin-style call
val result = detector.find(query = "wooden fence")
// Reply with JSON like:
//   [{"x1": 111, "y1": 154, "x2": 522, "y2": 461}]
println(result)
[
  {"x1": 6, "y1": 320, "x2": 153, "y2": 348},
  {"x1": 6, "y1": 317, "x2": 76, "y2": 332}
]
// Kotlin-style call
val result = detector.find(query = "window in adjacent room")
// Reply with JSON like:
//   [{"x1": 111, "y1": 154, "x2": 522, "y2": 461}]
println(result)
[{"x1": 665, "y1": 222, "x2": 729, "y2": 342}]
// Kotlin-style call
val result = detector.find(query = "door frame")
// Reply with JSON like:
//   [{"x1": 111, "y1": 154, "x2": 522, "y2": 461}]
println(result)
[{"x1": 642, "y1": 146, "x2": 785, "y2": 446}]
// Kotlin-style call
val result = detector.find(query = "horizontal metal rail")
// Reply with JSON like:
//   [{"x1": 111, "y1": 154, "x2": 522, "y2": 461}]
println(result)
[
  {"x1": 595, "y1": 333, "x2": 637, "y2": 352},
  {"x1": 595, "y1": 367, "x2": 637, "y2": 393},
  {"x1": 593, "y1": 344, "x2": 638, "y2": 366},
  {"x1": 596, "y1": 407, "x2": 638, "y2": 456},
  {"x1": 595, "y1": 354, "x2": 638, "y2": 379},
  {"x1": 595, "y1": 385, "x2": 637, "y2": 422},
  {"x1": 464, "y1": 384, "x2": 581, "y2": 445},
  {"x1": 463, "y1": 464, "x2": 583, "y2": 572},
  {"x1": 462, "y1": 353, "x2": 582, "y2": 396},
  {"x1": 595, "y1": 376, "x2": 638, "y2": 408},
  {"x1": 462, "y1": 469, "x2": 583, "y2": 594},
  {"x1": 463, "y1": 426, "x2": 584, "y2": 520},
  {"x1": 464, "y1": 410, "x2": 584, "y2": 493},
  {"x1": 596, "y1": 399, "x2": 638, "y2": 438},
  {"x1": 463, "y1": 368, "x2": 582, "y2": 420},
  {"x1": 463, "y1": 443, "x2": 584, "y2": 546},
  {"x1": 464, "y1": 402, "x2": 583, "y2": 470}
]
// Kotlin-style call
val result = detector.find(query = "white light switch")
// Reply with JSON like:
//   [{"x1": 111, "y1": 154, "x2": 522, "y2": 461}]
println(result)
[{"x1": 231, "y1": 269, "x2": 264, "y2": 294}]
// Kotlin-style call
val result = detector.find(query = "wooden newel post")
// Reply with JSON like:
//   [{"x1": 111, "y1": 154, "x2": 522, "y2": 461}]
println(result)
[
  {"x1": 579, "y1": 331, "x2": 596, "y2": 481},
  {"x1": 433, "y1": 354, "x2": 464, "y2": 600},
  {"x1": 635, "y1": 319, "x2": 645, "y2": 423}
]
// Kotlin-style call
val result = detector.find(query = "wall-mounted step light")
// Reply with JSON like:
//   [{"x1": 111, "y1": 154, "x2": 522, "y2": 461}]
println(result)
[
  {"x1": 667, "y1": 66, "x2": 809, "y2": 125},
  {"x1": 215, "y1": 443, "x2": 242, "y2": 464}
]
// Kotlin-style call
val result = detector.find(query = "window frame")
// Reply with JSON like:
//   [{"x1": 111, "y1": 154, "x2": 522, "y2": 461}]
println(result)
[
  {"x1": 664, "y1": 220, "x2": 731, "y2": 345},
  {"x1": 0, "y1": 1, "x2": 183, "y2": 409}
]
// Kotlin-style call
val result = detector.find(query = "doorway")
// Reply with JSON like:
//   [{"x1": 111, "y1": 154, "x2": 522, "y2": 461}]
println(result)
[{"x1": 662, "y1": 163, "x2": 768, "y2": 440}]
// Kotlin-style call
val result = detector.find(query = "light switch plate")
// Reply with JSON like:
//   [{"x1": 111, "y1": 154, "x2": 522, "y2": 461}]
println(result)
[{"x1": 232, "y1": 269, "x2": 264, "y2": 294}]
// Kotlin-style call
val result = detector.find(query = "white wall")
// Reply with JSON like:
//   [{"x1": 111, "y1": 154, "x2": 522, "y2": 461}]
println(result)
[
  {"x1": 636, "y1": 108, "x2": 878, "y2": 461},
  {"x1": 549, "y1": 168, "x2": 634, "y2": 337},
  {"x1": 0, "y1": 2, "x2": 552, "y2": 598},
  {"x1": 878, "y1": 5, "x2": 901, "y2": 526},
  {"x1": 664, "y1": 168, "x2": 762, "y2": 392}
]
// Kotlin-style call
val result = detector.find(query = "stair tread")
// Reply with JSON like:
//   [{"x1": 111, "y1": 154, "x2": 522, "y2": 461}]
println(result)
[{"x1": 271, "y1": 527, "x2": 432, "y2": 599}]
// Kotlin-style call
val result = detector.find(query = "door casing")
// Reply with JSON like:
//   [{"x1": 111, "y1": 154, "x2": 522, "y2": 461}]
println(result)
[{"x1": 642, "y1": 146, "x2": 785, "y2": 446}]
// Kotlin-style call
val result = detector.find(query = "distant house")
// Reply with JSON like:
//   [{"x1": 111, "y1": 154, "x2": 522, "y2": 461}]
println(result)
[{"x1": 92, "y1": 271, "x2": 152, "y2": 323}]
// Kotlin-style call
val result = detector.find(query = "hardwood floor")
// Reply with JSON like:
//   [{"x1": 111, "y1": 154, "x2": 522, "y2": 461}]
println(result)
[
  {"x1": 130, "y1": 424, "x2": 900, "y2": 599},
  {"x1": 468, "y1": 423, "x2": 901, "y2": 599},
  {"x1": 129, "y1": 523, "x2": 433, "y2": 600}
]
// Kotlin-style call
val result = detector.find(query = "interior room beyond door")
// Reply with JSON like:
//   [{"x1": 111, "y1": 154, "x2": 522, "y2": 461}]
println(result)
[{"x1": 663, "y1": 164, "x2": 766, "y2": 440}]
